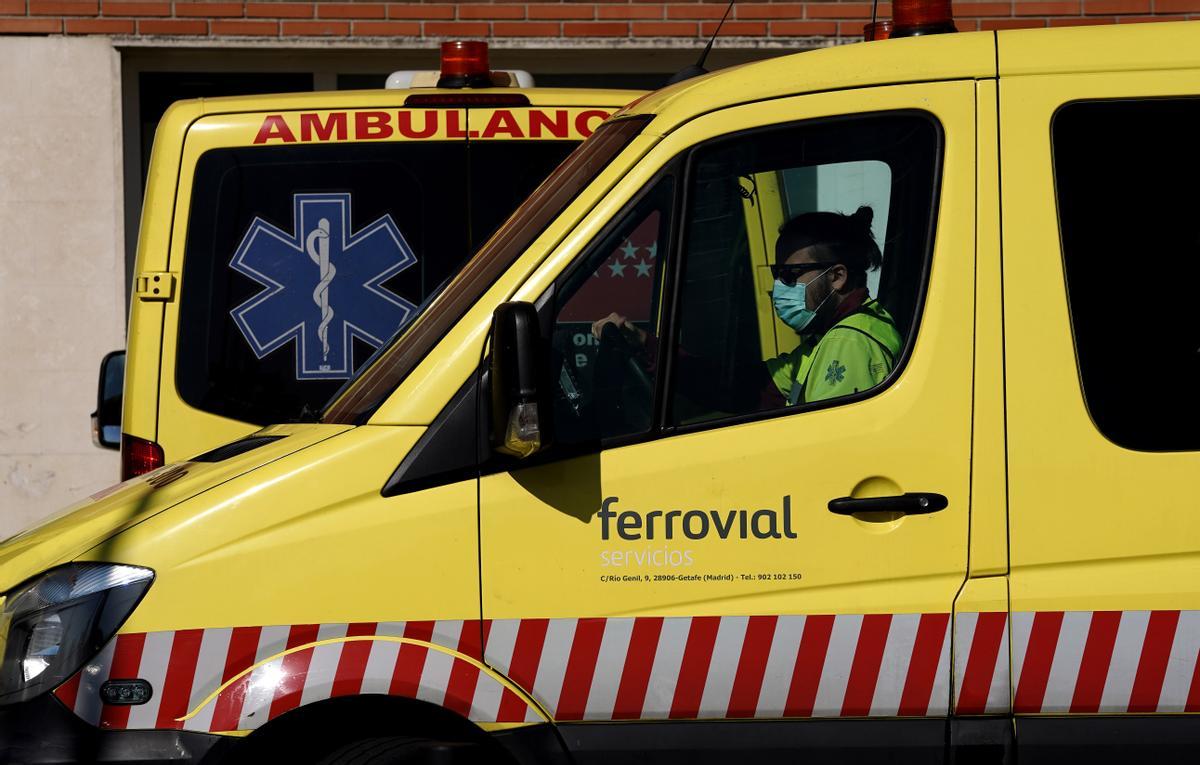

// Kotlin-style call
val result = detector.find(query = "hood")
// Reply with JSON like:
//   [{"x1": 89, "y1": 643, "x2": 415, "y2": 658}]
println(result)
[{"x1": 0, "y1": 424, "x2": 350, "y2": 591}]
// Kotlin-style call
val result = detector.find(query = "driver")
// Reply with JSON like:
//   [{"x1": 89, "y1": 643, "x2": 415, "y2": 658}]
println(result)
[{"x1": 592, "y1": 206, "x2": 900, "y2": 407}]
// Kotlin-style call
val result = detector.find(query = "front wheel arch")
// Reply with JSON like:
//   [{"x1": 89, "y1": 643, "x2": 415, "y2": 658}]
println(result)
[{"x1": 221, "y1": 695, "x2": 514, "y2": 764}]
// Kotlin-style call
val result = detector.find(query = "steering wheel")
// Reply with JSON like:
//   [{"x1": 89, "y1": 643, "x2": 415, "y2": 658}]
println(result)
[{"x1": 593, "y1": 321, "x2": 655, "y2": 436}]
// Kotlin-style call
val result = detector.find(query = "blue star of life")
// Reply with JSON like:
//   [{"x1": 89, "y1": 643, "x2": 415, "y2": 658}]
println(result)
[{"x1": 229, "y1": 193, "x2": 418, "y2": 380}]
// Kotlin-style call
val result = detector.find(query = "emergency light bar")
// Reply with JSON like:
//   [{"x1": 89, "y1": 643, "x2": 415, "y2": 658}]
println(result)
[
  {"x1": 864, "y1": 0, "x2": 956, "y2": 39},
  {"x1": 386, "y1": 41, "x2": 535, "y2": 90},
  {"x1": 890, "y1": 0, "x2": 956, "y2": 37}
]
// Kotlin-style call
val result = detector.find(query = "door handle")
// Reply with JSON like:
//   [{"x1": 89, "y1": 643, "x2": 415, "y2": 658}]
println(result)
[{"x1": 827, "y1": 493, "x2": 948, "y2": 516}]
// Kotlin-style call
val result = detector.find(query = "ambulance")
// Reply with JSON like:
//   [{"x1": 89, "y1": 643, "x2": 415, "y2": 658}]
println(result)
[
  {"x1": 89, "y1": 41, "x2": 643, "y2": 479},
  {"x1": 11, "y1": 11, "x2": 1200, "y2": 764}
]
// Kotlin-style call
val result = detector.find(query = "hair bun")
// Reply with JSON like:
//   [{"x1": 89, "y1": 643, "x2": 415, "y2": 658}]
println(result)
[{"x1": 851, "y1": 205, "x2": 874, "y2": 228}]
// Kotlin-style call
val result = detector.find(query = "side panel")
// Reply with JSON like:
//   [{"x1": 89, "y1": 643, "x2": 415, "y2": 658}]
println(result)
[
  {"x1": 1001, "y1": 60, "x2": 1200, "y2": 752},
  {"x1": 479, "y1": 82, "x2": 977, "y2": 730}
]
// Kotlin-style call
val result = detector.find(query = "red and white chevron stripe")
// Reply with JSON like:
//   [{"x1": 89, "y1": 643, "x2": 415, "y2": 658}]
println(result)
[
  {"x1": 54, "y1": 610, "x2": 1200, "y2": 733},
  {"x1": 54, "y1": 620, "x2": 540, "y2": 731},
  {"x1": 1012, "y1": 610, "x2": 1200, "y2": 714},
  {"x1": 55, "y1": 612, "x2": 956, "y2": 731},
  {"x1": 484, "y1": 613, "x2": 952, "y2": 720},
  {"x1": 947, "y1": 610, "x2": 1200, "y2": 716},
  {"x1": 953, "y1": 611, "x2": 1010, "y2": 714}
]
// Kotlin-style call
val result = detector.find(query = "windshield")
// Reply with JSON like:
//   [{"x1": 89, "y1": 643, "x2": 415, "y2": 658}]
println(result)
[
  {"x1": 176, "y1": 138, "x2": 576, "y2": 426},
  {"x1": 323, "y1": 116, "x2": 651, "y2": 424}
]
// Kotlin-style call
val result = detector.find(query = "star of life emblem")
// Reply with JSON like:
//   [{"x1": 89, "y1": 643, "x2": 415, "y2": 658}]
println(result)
[
  {"x1": 229, "y1": 193, "x2": 418, "y2": 380},
  {"x1": 825, "y1": 360, "x2": 847, "y2": 385}
]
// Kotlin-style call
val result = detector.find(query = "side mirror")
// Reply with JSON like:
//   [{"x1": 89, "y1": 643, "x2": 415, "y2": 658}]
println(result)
[
  {"x1": 91, "y1": 350, "x2": 125, "y2": 450},
  {"x1": 490, "y1": 302, "x2": 547, "y2": 458}
]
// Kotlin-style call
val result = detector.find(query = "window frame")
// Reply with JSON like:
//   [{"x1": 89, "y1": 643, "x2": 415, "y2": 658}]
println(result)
[
  {"x1": 1049, "y1": 95, "x2": 1200, "y2": 453},
  {"x1": 658, "y1": 109, "x2": 945, "y2": 437},
  {"x1": 485, "y1": 108, "x2": 945, "y2": 474},
  {"x1": 539, "y1": 162, "x2": 685, "y2": 453}
]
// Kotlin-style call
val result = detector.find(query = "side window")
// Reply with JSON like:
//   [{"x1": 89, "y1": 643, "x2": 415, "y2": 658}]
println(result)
[
  {"x1": 1054, "y1": 98, "x2": 1200, "y2": 451},
  {"x1": 669, "y1": 114, "x2": 940, "y2": 426},
  {"x1": 548, "y1": 176, "x2": 674, "y2": 445}
]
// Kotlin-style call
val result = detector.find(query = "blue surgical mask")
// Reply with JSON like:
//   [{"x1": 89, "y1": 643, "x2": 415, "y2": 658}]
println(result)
[{"x1": 771, "y1": 268, "x2": 832, "y2": 334}]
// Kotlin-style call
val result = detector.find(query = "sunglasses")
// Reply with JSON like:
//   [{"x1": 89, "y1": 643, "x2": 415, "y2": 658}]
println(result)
[{"x1": 769, "y1": 262, "x2": 836, "y2": 287}]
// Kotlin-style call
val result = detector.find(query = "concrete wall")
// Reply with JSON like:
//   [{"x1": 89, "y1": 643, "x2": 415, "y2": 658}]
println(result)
[{"x1": 0, "y1": 36, "x2": 123, "y2": 539}]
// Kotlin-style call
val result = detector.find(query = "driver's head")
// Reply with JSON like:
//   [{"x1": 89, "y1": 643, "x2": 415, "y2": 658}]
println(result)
[{"x1": 770, "y1": 206, "x2": 882, "y2": 334}]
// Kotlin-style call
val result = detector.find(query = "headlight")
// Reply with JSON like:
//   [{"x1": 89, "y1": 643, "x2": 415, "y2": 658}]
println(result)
[{"x1": 0, "y1": 563, "x2": 153, "y2": 705}]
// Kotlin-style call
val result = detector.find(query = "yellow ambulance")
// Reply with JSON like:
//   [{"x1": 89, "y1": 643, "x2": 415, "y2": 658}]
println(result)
[
  {"x1": 90, "y1": 42, "x2": 642, "y2": 479},
  {"x1": 11, "y1": 15, "x2": 1200, "y2": 764}
]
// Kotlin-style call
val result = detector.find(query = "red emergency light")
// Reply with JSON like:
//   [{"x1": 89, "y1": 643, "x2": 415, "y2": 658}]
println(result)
[
  {"x1": 438, "y1": 40, "x2": 493, "y2": 89},
  {"x1": 863, "y1": 20, "x2": 894, "y2": 41},
  {"x1": 890, "y1": 0, "x2": 957, "y2": 37}
]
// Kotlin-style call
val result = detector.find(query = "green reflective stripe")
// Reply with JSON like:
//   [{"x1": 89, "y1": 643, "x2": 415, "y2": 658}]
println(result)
[
  {"x1": 826, "y1": 324, "x2": 895, "y2": 365},
  {"x1": 860, "y1": 299, "x2": 898, "y2": 329},
  {"x1": 795, "y1": 300, "x2": 901, "y2": 404}
]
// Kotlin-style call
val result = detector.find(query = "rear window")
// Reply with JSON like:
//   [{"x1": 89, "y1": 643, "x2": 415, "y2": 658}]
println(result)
[
  {"x1": 1054, "y1": 98, "x2": 1200, "y2": 451},
  {"x1": 177, "y1": 140, "x2": 572, "y2": 425}
]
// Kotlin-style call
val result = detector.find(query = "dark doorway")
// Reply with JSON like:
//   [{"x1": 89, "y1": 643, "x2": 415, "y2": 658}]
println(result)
[{"x1": 137, "y1": 72, "x2": 314, "y2": 188}]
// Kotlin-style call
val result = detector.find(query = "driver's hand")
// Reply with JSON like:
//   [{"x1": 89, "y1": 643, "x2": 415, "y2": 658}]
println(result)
[{"x1": 591, "y1": 312, "x2": 648, "y2": 346}]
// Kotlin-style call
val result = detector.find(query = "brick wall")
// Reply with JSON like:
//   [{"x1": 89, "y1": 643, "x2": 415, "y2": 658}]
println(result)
[{"x1": 0, "y1": 1, "x2": 1195, "y2": 43}]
